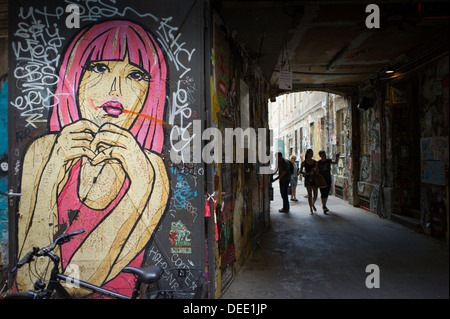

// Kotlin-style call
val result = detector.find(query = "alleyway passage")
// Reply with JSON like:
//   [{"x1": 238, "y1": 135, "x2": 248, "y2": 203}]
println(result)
[{"x1": 222, "y1": 182, "x2": 449, "y2": 299}]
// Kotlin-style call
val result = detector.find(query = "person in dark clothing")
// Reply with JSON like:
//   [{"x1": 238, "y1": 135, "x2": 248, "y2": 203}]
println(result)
[
  {"x1": 318, "y1": 150, "x2": 340, "y2": 214},
  {"x1": 289, "y1": 155, "x2": 299, "y2": 202},
  {"x1": 273, "y1": 152, "x2": 292, "y2": 213},
  {"x1": 300, "y1": 149, "x2": 318, "y2": 215}
]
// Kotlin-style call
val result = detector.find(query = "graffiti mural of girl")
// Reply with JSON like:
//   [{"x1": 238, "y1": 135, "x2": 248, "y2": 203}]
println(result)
[{"x1": 15, "y1": 20, "x2": 170, "y2": 297}]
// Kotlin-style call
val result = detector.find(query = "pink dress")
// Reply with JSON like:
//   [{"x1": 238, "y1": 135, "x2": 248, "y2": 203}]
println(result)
[{"x1": 57, "y1": 159, "x2": 145, "y2": 298}]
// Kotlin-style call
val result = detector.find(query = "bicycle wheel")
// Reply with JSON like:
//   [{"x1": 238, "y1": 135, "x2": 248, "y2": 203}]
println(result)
[
  {"x1": 145, "y1": 282, "x2": 164, "y2": 299},
  {"x1": 3, "y1": 292, "x2": 36, "y2": 299}
]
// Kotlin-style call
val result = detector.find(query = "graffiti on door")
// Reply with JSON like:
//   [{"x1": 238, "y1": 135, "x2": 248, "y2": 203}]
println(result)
[{"x1": 9, "y1": 1, "x2": 204, "y2": 297}]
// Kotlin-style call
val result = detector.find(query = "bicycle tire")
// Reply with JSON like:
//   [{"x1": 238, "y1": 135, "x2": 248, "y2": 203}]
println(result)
[
  {"x1": 146, "y1": 282, "x2": 164, "y2": 299},
  {"x1": 3, "y1": 292, "x2": 36, "y2": 299}
]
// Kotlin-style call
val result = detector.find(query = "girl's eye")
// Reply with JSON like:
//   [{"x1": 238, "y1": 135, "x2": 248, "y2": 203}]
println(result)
[
  {"x1": 92, "y1": 63, "x2": 110, "y2": 74},
  {"x1": 128, "y1": 71, "x2": 150, "y2": 82}
]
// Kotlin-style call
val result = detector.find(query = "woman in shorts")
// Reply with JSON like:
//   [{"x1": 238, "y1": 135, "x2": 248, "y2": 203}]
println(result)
[{"x1": 300, "y1": 149, "x2": 318, "y2": 214}]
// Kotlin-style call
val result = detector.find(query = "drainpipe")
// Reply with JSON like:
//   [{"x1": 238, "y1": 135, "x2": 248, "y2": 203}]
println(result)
[
  {"x1": 203, "y1": 1, "x2": 216, "y2": 299},
  {"x1": 350, "y1": 93, "x2": 360, "y2": 207},
  {"x1": 375, "y1": 86, "x2": 386, "y2": 218},
  {"x1": 446, "y1": 164, "x2": 449, "y2": 245}
]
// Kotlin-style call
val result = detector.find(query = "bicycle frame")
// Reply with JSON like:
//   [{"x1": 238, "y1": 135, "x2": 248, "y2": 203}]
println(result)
[
  {"x1": 44, "y1": 259, "x2": 138, "y2": 299},
  {"x1": 49, "y1": 273, "x2": 132, "y2": 299},
  {"x1": 7, "y1": 229, "x2": 155, "y2": 299}
]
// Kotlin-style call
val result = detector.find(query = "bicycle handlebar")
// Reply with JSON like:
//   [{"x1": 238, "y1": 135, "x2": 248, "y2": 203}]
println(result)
[
  {"x1": 12, "y1": 229, "x2": 85, "y2": 272},
  {"x1": 48, "y1": 228, "x2": 85, "y2": 251},
  {"x1": 15, "y1": 252, "x2": 34, "y2": 269}
]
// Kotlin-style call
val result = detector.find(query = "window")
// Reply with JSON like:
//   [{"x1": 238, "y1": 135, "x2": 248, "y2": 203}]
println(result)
[
  {"x1": 320, "y1": 118, "x2": 325, "y2": 151},
  {"x1": 336, "y1": 109, "x2": 346, "y2": 155},
  {"x1": 294, "y1": 130, "x2": 298, "y2": 156},
  {"x1": 299, "y1": 127, "x2": 303, "y2": 155},
  {"x1": 240, "y1": 80, "x2": 249, "y2": 148},
  {"x1": 240, "y1": 80, "x2": 249, "y2": 130}
]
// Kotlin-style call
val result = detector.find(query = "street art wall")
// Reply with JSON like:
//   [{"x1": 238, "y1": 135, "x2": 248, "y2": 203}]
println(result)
[
  {"x1": 209, "y1": 14, "x2": 270, "y2": 297},
  {"x1": 8, "y1": 0, "x2": 205, "y2": 297},
  {"x1": 388, "y1": 82, "x2": 421, "y2": 218},
  {"x1": 330, "y1": 95, "x2": 352, "y2": 204},
  {"x1": 418, "y1": 56, "x2": 449, "y2": 239},
  {"x1": 362, "y1": 54, "x2": 448, "y2": 241},
  {"x1": 359, "y1": 97, "x2": 382, "y2": 213},
  {"x1": 0, "y1": 76, "x2": 7, "y2": 280}
]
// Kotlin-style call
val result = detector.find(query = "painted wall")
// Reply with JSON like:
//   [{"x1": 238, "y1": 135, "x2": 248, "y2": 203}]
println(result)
[
  {"x1": 359, "y1": 54, "x2": 449, "y2": 241},
  {"x1": 209, "y1": 13, "x2": 270, "y2": 297},
  {"x1": 358, "y1": 97, "x2": 382, "y2": 212},
  {"x1": 8, "y1": 0, "x2": 205, "y2": 297},
  {"x1": 0, "y1": 77, "x2": 7, "y2": 278},
  {"x1": 418, "y1": 56, "x2": 449, "y2": 239},
  {"x1": 330, "y1": 95, "x2": 352, "y2": 203}
]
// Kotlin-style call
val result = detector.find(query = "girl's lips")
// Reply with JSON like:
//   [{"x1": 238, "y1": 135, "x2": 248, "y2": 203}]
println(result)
[{"x1": 100, "y1": 101, "x2": 124, "y2": 117}]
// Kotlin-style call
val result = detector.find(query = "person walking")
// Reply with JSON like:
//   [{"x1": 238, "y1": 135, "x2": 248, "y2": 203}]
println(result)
[
  {"x1": 290, "y1": 155, "x2": 299, "y2": 202},
  {"x1": 300, "y1": 149, "x2": 318, "y2": 215},
  {"x1": 318, "y1": 150, "x2": 340, "y2": 214},
  {"x1": 273, "y1": 152, "x2": 292, "y2": 213}
]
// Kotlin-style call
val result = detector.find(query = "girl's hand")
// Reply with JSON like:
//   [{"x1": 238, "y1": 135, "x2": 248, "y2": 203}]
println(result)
[
  {"x1": 89, "y1": 123, "x2": 153, "y2": 182},
  {"x1": 54, "y1": 120, "x2": 99, "y2": 162}
]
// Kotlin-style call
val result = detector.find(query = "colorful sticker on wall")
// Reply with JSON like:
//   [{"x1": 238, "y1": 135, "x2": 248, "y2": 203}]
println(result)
[
  {"x1": 169, "y1": 220, "x2": 192, "y2": 254},
  {"x1": 421, "y1": 137, "x2": 448, "y2": 186}
]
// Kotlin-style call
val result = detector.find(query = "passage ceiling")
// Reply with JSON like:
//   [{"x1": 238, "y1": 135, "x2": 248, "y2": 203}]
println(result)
[
  {"x1": 216, "y1": 0, "x2": 449, "y2": 97},
  {"x1": 1, "y1": 0, "x2": 449, "y2": 97}
]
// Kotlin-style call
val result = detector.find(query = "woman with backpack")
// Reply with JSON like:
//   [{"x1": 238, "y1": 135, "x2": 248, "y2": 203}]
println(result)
[{"x1": 318, "y1": 150, "x2": 340, "y2": 214}]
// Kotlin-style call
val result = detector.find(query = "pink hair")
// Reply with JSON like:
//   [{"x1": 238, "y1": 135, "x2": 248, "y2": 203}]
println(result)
[{"x1": 50, "y1": 20, "x2": 167, "y2": 153}]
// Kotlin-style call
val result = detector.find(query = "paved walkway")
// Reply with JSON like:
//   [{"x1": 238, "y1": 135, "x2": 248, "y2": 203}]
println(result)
[{"x1": 222, "y1": 182, "x2": 449, "y2": 299}]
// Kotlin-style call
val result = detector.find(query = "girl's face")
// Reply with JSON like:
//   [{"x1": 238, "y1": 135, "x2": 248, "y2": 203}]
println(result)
[{"x1": 78, "y1": 54, "x2": 150, "y2": 129}]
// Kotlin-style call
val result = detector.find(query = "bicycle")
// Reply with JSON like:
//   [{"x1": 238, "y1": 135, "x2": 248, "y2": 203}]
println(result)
[{"x1": 3, "y1": 228, "x2": 164, "y2": 299}]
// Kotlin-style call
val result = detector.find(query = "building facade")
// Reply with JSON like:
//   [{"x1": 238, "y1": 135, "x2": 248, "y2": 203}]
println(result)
[{"x1": 269, "y1": 91, "x2": 352, "y2": 202}]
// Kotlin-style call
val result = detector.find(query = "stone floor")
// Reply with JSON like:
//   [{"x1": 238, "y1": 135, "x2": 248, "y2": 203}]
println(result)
[{"x1": 222, "y1": 182, "x2": 449, "y2": 299}]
